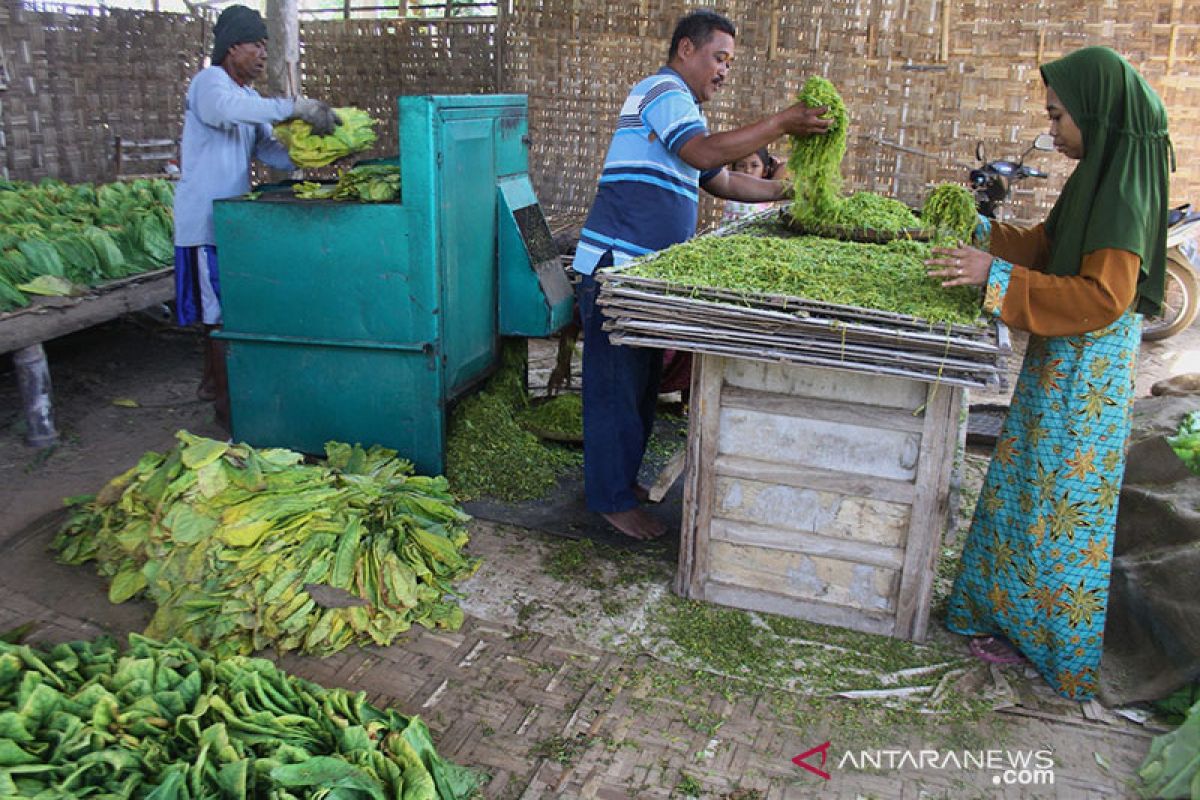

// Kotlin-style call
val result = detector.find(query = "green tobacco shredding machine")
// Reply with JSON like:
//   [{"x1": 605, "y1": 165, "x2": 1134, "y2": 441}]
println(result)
[{"x1": 213, "y1": 95, "x2": 572, "y2": 474}]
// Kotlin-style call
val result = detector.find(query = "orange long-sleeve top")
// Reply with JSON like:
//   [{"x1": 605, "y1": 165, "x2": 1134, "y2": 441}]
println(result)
[{"x1": 988, "y1": 221, "x2": 1141, "y2": 337}]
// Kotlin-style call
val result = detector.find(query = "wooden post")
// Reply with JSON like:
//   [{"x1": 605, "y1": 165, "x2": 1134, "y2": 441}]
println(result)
[
  {"x1": 939, "y1": 0, "x2": 950, "y2": 63},
  {"x1": 494, "y1": 0, "x2": 505, "y2": 93},
  {"x1": 767, "y1": 0, "x2": 780, "y2": 61},
  {"x1": 266, "y1": 0, "x2": 300, "y2": 98}
]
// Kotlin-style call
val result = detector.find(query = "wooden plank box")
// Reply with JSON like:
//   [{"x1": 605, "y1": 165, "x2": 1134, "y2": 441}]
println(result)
[{"x1": 675, "y1": 354, "x2": 965, "y2": 642}]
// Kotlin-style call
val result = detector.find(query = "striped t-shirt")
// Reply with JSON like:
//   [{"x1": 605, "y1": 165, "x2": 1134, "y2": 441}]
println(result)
[{"x1": 574, "y1": 67, "x2": 721, "y2": 275}]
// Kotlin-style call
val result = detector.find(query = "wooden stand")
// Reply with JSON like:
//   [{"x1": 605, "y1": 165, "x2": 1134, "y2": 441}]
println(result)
[{"x1": 675, "y1": 353, "x2": 964, "y2": 642}]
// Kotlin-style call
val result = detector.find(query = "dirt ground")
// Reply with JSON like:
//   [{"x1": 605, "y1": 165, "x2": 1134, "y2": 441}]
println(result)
[{"x1": 1, "y1": 313, "x2": 1198, "y2": 798}]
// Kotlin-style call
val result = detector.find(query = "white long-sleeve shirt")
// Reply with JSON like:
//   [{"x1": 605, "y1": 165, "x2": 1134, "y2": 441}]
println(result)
[{"x1": 173, "y1": 66, "x2": 296, "y2": 247}]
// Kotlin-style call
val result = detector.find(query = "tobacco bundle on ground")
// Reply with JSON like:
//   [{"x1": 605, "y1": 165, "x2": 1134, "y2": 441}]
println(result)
[
  {"x1": 0, "y1": 634, "x2": 480, "y2": 798},
  {"x1": 293, "y1": 164, "x2": 401, "y2": 203},
  {"x1": 0, "y1": 179, "x2": 175, "y2": 311},
  {"x1": 623, "y1": 233, "x2": 981, "y2": 326},
  {"x1": 275, "y1": 107, "x2": 378, "y2": 168},
  {"x1": 921, "y1": 183, "x2": 978, "y2": 243},
  {"x1": 54, "y1": 431, "x2": 478, "y2": 658}
]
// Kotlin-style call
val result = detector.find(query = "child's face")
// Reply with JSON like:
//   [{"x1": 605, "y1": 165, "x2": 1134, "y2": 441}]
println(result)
[{"x1": 732, "y1": 154, "x2": 766, "y2": 178}]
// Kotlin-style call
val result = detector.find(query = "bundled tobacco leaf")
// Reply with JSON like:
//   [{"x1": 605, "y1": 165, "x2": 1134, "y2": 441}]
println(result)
[
  {"x1": 921, "y1": 183, "x2": 978, "y2": 242},
  {"x1": 275, "y1": 107, "x2": 378, "y2": 168},
  {"x1": 0, "y1": 634, "x2": 480, "y2": 799},
  {"x1": 54, "y1": 431, "x2": 478, "y2": 658},
  {"x1": 0, "y1": 178, "x2": 175, "y2": 312},
  {"x1": 624, "y1": 233, "x2": 982, "y2": 326},
  {"x1": 293, "y1": 164, "x2": 401, "y2": 203}
]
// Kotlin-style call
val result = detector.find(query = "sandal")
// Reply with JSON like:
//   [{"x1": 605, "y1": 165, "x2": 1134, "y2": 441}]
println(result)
[{"x1": 968, "y1": 636, "x2": 1027, "y2": 665}]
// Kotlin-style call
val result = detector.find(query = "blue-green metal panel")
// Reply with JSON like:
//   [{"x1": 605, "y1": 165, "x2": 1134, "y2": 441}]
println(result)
[
  {"x1": 223, "y1": 338, "x2": 446, "y2": 475},
  {"x1": 494, "y1": 99, "x2": 528, "y2": 176},
  {"x1": 437, "y1": 114, "x2": 498, "y2": 396},
  {"x1": 497, "y1": 176, "x2": 574, "y2": 336},
  {"x1": 214, "y1": 199, "x2": 425, "y2": 345}
]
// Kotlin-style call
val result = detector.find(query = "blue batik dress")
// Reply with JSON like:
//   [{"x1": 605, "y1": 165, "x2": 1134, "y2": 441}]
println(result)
[{"x1": 946, "y1": 224, "x2": 1141, "y2": 701}]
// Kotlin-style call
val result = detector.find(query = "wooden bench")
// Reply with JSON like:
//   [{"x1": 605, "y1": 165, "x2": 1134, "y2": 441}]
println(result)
[{"x1": 113, "y1": 136, "x2": 179, "y2": 180}]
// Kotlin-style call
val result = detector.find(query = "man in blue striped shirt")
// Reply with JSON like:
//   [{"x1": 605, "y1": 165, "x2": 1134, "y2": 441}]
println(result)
[{"x1": 575, "y1": 10, "x2": 831, "y2": 540}]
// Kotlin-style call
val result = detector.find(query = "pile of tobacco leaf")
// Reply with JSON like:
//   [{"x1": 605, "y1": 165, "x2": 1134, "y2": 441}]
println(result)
[
  {"x1": 54, "y1": 432, "x2": 478, "y2": 658},
  {"x1": 0, "y1": 178, "x2": 175, "y2": 311},
  {"x1": 0, "y1": 634, "x2": 480, "y2": 798}
]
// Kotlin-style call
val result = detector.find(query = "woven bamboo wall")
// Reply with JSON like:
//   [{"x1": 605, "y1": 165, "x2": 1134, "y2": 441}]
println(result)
[
  {"x1": 300, "y1": 17, "x2": 497, "y2": 163},
  {"x1": 1, "y1": 0, "x2": 1196, "y2": 227},
  {"x1": 504, "y1": 0, "x2": 1200, "y2": 227},
  {"x1": 0, "y1": 0, "x2": 206, "y2": 182}
]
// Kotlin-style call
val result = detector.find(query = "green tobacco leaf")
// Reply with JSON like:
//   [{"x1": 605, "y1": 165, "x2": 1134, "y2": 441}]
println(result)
[
  {"x1": 180, "y1": 438, "x2": 229, "y2": 470},
  {"x1": 109, "y1": 567, "x2": 148, "y2": 603},
  {"x1": 162, "y1": 504, "x2": 218, "y2": 545},
  {"x1": 269, "y1": 756, "x2": 387, "y2": 797}
]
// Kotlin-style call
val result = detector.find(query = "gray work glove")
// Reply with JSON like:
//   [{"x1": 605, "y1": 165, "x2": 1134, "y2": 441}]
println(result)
[{"x1": 292, "y1": 98, "x2": 341, "y2": 136}]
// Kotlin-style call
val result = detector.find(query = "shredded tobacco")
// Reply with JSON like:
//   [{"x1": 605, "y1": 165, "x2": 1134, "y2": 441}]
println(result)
[
  {"x1": 624, "y1": 231, "x2": 982, "y2": 325},
  {"x1": 445, "y1": 341, "x2": 581, "y2": 501}
]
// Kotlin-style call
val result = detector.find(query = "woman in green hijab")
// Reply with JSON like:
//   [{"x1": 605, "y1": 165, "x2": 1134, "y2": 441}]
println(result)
[{"x1": 924, "y1": 46, "x2": 1172, "y2": 700}]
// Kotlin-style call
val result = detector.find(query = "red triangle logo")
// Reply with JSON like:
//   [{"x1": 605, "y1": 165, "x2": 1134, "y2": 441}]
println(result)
[{"x1": 792, "y1": 741, "x2": 832, "y2": 780}]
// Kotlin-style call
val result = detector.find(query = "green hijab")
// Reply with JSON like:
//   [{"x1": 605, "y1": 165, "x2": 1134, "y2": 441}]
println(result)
[{"x1": 1040, "y1": 46, "x2": 1173, "y2": 316}]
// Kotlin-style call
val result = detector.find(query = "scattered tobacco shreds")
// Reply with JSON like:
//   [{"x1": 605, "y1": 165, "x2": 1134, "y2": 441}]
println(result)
[
  {"x1": 649, "y1": 595, "x2": 968, "y2": 693},
  {"x1": 921, "y1": 183, "x2": 978, "y2": 242},
  {"x1": 275, "y1": 106, "x2": 378, "y2": 168},
  {"x1": 54, "y1": 431, "x2": 478, "y2": 658},
  {"x1": 446, "y1": 341, "x2": 581, "y2": 501},
  {"x1": 624, "y1": 232, "x2": 982, "y2": 325},
  {"x1": 0, "y1": 634, "x2": 480, "y2": 798}
]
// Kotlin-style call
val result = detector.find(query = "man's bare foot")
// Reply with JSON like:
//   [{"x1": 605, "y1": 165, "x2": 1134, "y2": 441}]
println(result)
[
  {"x1": 632, "y1": 484, "x2": 651, "y2": 503},
  {"x1": 602, "y1": 507, "x2": 666, "y2": 540}
]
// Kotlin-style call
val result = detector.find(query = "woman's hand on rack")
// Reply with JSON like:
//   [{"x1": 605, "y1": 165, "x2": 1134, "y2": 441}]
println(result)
[{"x1": 926, "y1": 242, "x2": 992, "y2": 287}]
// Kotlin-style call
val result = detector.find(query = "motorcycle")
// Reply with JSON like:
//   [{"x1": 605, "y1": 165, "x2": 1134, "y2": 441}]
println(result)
[
  {"x1": 969, "y1": 133, "x2": 1054, "y2": 220},
  {"x1": 1142, "y1": 204, "x2": 1200, "y2": 340},
  {"x1": 969, "y1": 133, "x2": 1200, "y2": 340}
]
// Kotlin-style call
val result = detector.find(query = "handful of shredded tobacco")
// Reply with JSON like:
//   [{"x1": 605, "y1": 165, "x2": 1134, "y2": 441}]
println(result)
[
  {"x1": 785, "y1": 78, "x2": 921, "y2": 235},
  {"x1": 921, "y1": 183, "x2": 978, "y2": 243}
]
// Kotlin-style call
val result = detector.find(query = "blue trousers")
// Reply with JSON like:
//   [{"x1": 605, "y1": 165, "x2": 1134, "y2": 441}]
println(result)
[{"x1": 576, "y1": 267, "x2": 662, "y2": 513}]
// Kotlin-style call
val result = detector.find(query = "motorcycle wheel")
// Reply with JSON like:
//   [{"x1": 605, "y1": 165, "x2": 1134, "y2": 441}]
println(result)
[{"x1": 1142, "y1": 255, "x2": 1200, "y2": 341}]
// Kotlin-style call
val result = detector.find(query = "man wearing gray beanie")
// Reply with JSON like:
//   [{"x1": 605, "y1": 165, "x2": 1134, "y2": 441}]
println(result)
[{"x1": 173, "y1": 4, "x2": 338, "y2": 429}]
